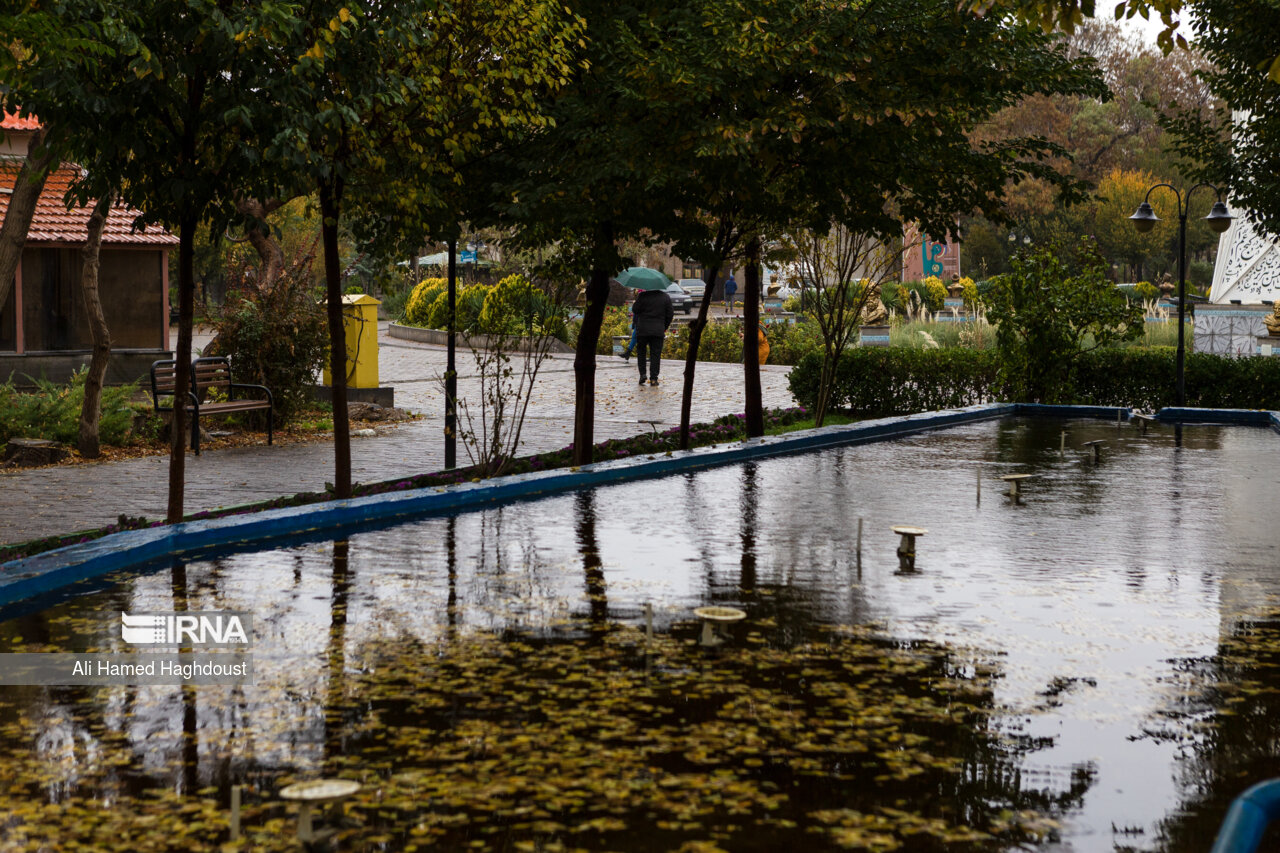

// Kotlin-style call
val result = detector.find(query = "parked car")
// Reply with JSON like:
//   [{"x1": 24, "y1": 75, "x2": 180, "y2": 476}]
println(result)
[
  {"x1": 677, "y1": 278, "x2": 706, "y2": 301},
  {"x1": 665, "y1": 283, "x2": 693, "y2": 314}
]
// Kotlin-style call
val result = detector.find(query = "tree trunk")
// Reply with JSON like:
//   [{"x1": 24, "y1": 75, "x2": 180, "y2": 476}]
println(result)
[
  {"x1": 445, "y1": 237, "x2": 457, "y2": 469},
  {"x1": 0, "y1": 125, "x2": 55, "y2": 316},
  {"x1": 234, "y1": 196, "x2": 286, "y2": 291},
  {"x1": 815, "y1": 352, "x2": 836, "y2": 428},
  {"x1": 572, "y1": 221, "x2": 613, "y2": 466},
  {"x1": 743, "y1": 237, "x2": 764, "y2": 437},
  {"x1": 320, "y1": 176, "x2": 352, "y2": 499},
  {"x1": 78, "y1": 192, "x2": 114, "y2": 458},
  {"x1": 167, "y1": 214, "x2": 197, "y2": 523},
  {"x1": 678, "y1": 262, "x2": 721, "y2": 450}
]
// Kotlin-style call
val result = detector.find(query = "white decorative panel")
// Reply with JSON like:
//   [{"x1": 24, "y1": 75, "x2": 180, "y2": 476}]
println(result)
[
  {"x1": 1211, "y1": 212, "x2": 1280, "y2": 304},
  {"x1": 1194, "y1": 307, "x2": 1269, "y2": 357}
]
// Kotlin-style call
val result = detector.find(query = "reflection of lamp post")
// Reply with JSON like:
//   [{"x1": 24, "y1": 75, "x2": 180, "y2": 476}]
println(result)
[{"x1": 1129, "y1": 184, "x2": 1233, "y2": 407}]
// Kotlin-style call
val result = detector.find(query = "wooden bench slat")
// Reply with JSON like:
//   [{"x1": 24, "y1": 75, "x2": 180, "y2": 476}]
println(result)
[{"x1": 150, "y1": 357, "x2": 274, "y2": 455}]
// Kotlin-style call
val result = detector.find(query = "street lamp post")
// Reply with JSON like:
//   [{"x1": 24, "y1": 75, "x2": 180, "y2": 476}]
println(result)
[{"x1": 1129, "y1": 184, "x2": 1233, "y2": 408}]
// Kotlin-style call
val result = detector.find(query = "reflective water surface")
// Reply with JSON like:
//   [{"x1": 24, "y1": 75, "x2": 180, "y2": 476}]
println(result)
[{"x1": 2, "y1": 417, "x2": 1279, "y2": 851}]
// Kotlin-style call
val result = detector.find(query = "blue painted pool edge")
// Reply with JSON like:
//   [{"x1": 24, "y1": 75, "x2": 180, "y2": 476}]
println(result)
[
  {"x1": 1209, "y1": 778, "x2": 1280, "y2": 853},
  {"x1": 3, "y1": 402, "x2": 1275, "y2": 607},
  {"x1": 1157, "y1": 407, "x2": 1277, "y2": 426}
]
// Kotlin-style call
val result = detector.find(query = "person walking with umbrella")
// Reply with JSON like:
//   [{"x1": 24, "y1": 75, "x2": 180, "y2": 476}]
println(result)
[{"x1": 616, "y1": 267, "x2": 675, "y2": 386}]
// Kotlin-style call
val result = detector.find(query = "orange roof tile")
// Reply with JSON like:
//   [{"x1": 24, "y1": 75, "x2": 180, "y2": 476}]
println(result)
[
  {"x1": 2, "y1": 112, "x2": 41, "y2": 131},
  {"x1": 0, "y1": 161, "x2": 178, "y2": 247}
]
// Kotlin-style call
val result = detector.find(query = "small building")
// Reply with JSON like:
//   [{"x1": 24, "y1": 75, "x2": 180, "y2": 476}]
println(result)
[{"x1": 1, "y1": 114, "x2": 176, "y2": 385}]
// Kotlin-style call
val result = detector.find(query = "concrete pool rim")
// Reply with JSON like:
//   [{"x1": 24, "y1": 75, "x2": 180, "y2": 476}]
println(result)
[{"x1": 2, "y1": 402, "x2": 1277, "y2": 607}]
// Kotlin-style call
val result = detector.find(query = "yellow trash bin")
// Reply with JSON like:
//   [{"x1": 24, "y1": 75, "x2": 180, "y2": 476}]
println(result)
[{"x1": 322, "y1": 294, "x2": 380, "y2": 389}]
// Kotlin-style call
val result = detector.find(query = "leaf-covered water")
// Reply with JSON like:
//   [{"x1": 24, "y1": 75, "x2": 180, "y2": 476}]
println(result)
[{"x1": 1, "y1": 418, "x2": 1278, "y2": 851}]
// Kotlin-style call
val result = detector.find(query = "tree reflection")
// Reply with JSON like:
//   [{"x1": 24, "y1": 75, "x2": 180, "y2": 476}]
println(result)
[
  {"x1": 172, "y1": 560, "x2": 198, "y2": 796},
  {"x1": 324, "y1": 540, "x2": 351, "y2": 761},
  {"x1": 1156, "y1": 612, "x2": 1280, "y2": 852},
  {"x1": 575, "y1": 492, "x2": 609, "y2": 638}
]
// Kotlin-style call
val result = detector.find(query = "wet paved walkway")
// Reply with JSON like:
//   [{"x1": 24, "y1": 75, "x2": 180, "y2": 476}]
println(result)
[{"x1": 1, "y1": 323, "x2": 797, "y2": 546}]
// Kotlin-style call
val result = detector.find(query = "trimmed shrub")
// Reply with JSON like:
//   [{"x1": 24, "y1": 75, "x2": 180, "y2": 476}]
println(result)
[
  {"x1": 790, "y1": 346, "x2": 1280, "y2": 417},
  {"x1": 426, "y1": 283, "x2": 489, "y2": 333},
  {"x1": 478, "y1": 274, "x2": 567, "y2": 340},
  {"x1": 788, "y1": 348, "x2": 1002, "y2": 416},
  {"x1": 404, "y1": 277, "x2": 447, "y2": 327},
  {"x1": 922, "y1": 275, "x2": 947, "y2": 309},
  {"x1": 1075, "y1": 349, "x2": 1280, "y2": 411}
]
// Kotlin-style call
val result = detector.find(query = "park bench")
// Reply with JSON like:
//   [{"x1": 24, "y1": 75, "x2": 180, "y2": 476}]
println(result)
[{"x1": 150, "y1": 357, "x2": 274, "y2": 455}]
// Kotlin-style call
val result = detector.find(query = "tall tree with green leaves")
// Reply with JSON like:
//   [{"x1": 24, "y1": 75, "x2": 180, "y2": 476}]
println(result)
[
  {"x1": 499, "y1": 0, "x2": 681, "y2": 466},
  {"x1": 621, "y1": 0, "x2": 1107, "y2": 442},
  {"x1": 1, "y1": 0, "x2": 278, "y2": 521},
  {"x1": 268, "y1": 0, "x2": 581, "y2": 495}
]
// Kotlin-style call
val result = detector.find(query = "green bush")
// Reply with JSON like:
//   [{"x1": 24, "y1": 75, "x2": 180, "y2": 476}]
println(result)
[
  {"x1": 789, "y1": 345, "x2": 1280, "y2": 416},
  {"x1": 789, "y1": 348, "x2": 1002, "y2": 416},
  {"x1": 1074, "y1": 349, "x2": 1280, "y2": 411},
  {"x1": 212, "y1": 260, "x2": 328, "y2": 423},
  {"x1": 665, "y1": 321, "x2": 744, "y2": 363},
  {"x1": 378, "y1": 282, "x2": 412, "y2": 321},
  {"x1": 577, "y1": 306, "x2": 633, "y2": 355},
  {"x1": 659, "y1": 319, "x2": 821, "y2": 366},
  {"x1": 922, "y1": 275, "x2": 947, "y2": 308},
  {"x1": 477, "y1": 273, "x2": 567, "y2": 340},
  {"x1": 426, "y1": 283, "x2": 489, "y2": 333},
  {"x1": 0, "y1": 369, "x2": 142, "y2": 448},
  {"x1": 404, "y1": 277, "x2": 447, "y2": 327},
  {"x1": 882, "y1": 278, "x2": 946, "y2": 314},
  {"x1": 764, "y1": 319, "x2": 823, "y2": 366},
  {"x1": 987, "y1": 240, "x2": 1142, "y2": 403}
]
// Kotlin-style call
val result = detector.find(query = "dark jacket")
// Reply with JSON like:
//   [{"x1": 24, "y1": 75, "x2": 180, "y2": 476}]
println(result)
[{"x1": 632, "y1": 290, "x2": 674, "y2": 337}]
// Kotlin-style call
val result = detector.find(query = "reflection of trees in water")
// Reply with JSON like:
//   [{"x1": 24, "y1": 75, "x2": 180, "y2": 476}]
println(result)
[
  {"x1": 1155, "y1": 613, "x2": 1280, "y2": 853},
  {"x1": 574, "y1": 492, "x2": 609, "y2": 637},
  {"x1": 695, "y1": 459, "x2": 874, "y2": 645}
]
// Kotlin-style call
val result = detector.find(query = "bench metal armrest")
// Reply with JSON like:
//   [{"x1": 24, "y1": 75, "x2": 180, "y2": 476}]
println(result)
[{"x1": 227, "y1": 382, "x2": 274, "y2": 408}]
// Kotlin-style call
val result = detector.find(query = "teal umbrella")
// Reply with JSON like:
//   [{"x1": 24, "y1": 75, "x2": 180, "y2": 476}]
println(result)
[{"x1": 615, "y1": 267, "x2": 670, "y2": 291}]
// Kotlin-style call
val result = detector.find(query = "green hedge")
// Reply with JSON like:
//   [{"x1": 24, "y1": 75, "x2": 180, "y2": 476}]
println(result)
[
  {"x1": 788, "y1": 349, "x2": 1001, "y2": 417},
  {"x1": 789, "y1": 347, "x2": 1280, "y2": 416},
  {"x1": 1074, "y1": 349, "x2": 1280, "y2": 411}
]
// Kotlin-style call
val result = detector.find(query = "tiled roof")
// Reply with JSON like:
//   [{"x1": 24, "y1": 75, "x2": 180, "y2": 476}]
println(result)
[
  {"x1": 1, "y1": 112, "x2": 41, "y2": 131},
  {"x1": 0, "y1": 160, "x2": 178, "y2": 247}
]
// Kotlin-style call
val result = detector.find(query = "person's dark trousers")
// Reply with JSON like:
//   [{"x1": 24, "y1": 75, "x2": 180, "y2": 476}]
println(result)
[{"x1": 635, "y1": 334, "x2": 664, "y2": 381}]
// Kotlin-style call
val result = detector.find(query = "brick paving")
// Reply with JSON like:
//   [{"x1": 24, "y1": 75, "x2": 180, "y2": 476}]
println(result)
[{"x1": 0, "y1": 322, "x2": 797, "y2": 546}]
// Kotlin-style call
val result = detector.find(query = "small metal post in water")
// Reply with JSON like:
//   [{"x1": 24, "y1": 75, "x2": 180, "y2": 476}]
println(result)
[
  {"x1": 230, "y1": 785, "x2": 241, "y2": 841},
  {"x1": 644, "y1": 601, "x2": 653, "y2": 644},
  {"x1": 1060, "y1": 431, "x2": 1066, "y2": 459},
  {"x1": 976, "y1": 465, "x2": 981, "y2": 504},
  {"x1": 856, "y1": 517, "x2": 863, "y2": 563}
]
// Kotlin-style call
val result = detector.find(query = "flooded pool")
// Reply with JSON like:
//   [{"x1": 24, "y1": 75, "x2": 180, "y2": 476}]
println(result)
[{"x1": 2, "y1": 417, "x2": 1279, "y2": 851}]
